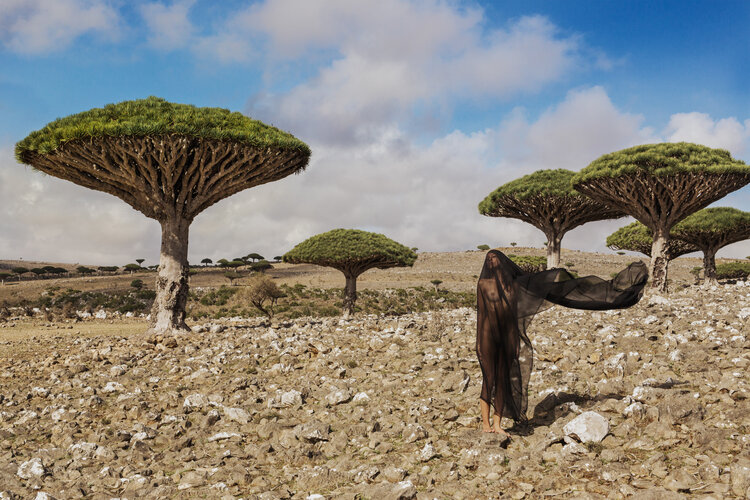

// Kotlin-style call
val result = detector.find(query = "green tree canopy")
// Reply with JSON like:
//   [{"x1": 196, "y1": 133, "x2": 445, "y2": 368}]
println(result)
[
  {"x1": 16, "y1": 96, "x2": 309, "y2": 158},
  {"x1": 16, "y1": 97, "x2": 310, "y2": 334},
  {"x1": 284, "y1": 229, "x2": 417, "y2": 316},
  {"x1": 671, "y1": 207, "x2": 750, "y2": 283},
  {"x1": 606, "y1": 221, "x2": 698, "y2": 259},
  {"x1": 574, "y1": 142, "x2": 750, "y2": 292},
  {"x1": 479, "y1": 169, "x2": 623, "y2": 269},
  {"x1": 12, "y1": 267, "x2": 29, "y2": 275}
]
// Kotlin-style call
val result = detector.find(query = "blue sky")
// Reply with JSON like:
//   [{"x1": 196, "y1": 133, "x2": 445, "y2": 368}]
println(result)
[{"x1": 1, "y1": 0, "x2": 749, "y2": 265}]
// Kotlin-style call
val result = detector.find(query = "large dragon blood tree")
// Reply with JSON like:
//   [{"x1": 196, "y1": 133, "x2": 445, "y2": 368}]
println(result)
[
  {"x1": 283, "y1": 229, "x2": 417, "y2": 317},
  {"x1": 671, "y1": 207, "x2": 750, "y2": 284},
  {"x1": 606, "y1": 221, "x2": 698, "y2": 259},
  {"x1": 479, "y1": 169, "x2": 625, "y2": 269},
  {"x1": 16, "y1": 97, "x2": 311, "y2": 334},
  {"x1": 573, "y1": 143, "x2": 750, "y2": 293}
]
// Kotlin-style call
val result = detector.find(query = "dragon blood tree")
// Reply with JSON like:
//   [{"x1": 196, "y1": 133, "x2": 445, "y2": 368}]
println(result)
[
  {"x1": 16, "y1": 97, "x2": 310, "y2": 334},
  {"x1": 573, "y1": 143, "x2": 750, "y2": 292},
  {"x1": 283, "y1": 229, "x2": 417, "y2": 317},
  {"x1": 479, "y1": 169, "x2": 625, "y2": 269},
  {"x1": 606, "y1": 221, "x2": 698, "y2": 259},
  {"x1": 671, "y1": 207, "x2": 750, "y2": 284}
]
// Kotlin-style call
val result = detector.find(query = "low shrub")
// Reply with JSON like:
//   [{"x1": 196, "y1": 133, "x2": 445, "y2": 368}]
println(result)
[
  {"x1": 508, "y1": 255, "x2": 546, "y2": 273},
  {"x1": 716, "y1": 262, "x2": 750, "y2": 280}
]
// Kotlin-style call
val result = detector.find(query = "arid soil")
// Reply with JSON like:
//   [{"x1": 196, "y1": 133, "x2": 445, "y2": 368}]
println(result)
[{"x1": 0, "y1": 251, "x2": 748, "y2": 499}]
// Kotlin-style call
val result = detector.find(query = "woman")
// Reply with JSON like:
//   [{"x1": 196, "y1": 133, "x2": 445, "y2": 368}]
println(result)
[{"x1": 476, "y1": 250, "x2": 648, "y2": 437}]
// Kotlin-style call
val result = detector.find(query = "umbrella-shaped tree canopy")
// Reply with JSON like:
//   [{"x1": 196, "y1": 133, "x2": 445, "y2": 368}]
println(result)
[
  {"x1": 479, "y1": 169, "x2": 624, "y2": 269},
  {"x1": 672, "y1": 207, "x2": 750, "y2": 283},
  {"x1": 284, "y1": 229, "x2": 417, "y2": 316},
  {"x1": 606, "y1": 221, "x2": 698, "y2": 259},
  {"x1": 573, "y1": 142, "x2": 750, "y2": 292},
  {"x1": 16, "y1": 97, "x2": 311, "y2": 333}
]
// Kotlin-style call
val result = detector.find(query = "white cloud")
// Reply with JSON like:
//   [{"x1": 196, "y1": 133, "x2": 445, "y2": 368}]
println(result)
[
  {"x1": 3, "y1": 87, "x2": 692, "y2": 266},
  {"x1": 139, "y1": 0, "x2": 196, "y2": 51},
  {"x1": 0, "y1": 148, "x2": 158, "y2": 265},
  {"x1": 185, "y1": 1, "x2": 584, "y2": 145},
  {"x1": 0, "y1": 0, "x2": 119, "y2": 54},
  {"x1": 495, "y1": 86, "x2": 657, "y2": 174},
  {"x1": 664, "y1": 112, "x2": 750, "y2": 158}
]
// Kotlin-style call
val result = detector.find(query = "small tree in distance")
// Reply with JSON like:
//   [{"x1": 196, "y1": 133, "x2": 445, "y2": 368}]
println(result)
[
  {"x1": 477, "y1": 244, "x2": 490, "y2": 251},
  {"x1": 224, "y1": 271, "x2": 243, "y2": 286},
  {"x1": 284, "y1": 229, "x2": 417, "y2": 317},
  {"x1": 480, "y1": 169, "x2": 625, "y2": 269},
  {"x1": 124, "y1": 263, "x2": 141, "y2": 274},
  {"x1": 251, "y1": 260, "x2": 272, "y2": 273},
  {"x1": 136, "y1": 259, "x2": 145, "y2": 267},
  {"x1": 246, "y1": 253, "x2": 264, "y2": 262},
  {"x1": 201, "y1": 258, "x2": 212, "y2": 267},
  {"x1": 573, "y1": 142, "x2": 750, "y2": 292},
  {"x1": 671, "y1": 207, "x2": 750, "y2": 284}
]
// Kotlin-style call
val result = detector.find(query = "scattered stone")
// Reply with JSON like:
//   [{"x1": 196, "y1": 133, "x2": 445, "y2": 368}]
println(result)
[
  {"x1": 563, "y1": 411, "x2": 609, "y2": 443},
  {"x1": 17, "y1": 458, "x2": 46, "y2": 479},
  {"x1": 418, "y1": 442, "x2": 438, "y2": 462}
]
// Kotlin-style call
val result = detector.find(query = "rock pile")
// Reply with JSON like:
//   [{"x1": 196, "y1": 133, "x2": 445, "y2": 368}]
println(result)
[{"x1": 0, "y1": 282, "x2": 748, "y2": 498}]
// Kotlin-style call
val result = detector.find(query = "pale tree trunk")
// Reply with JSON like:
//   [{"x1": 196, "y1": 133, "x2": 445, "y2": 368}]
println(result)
[
  {"x1": 342, "y1": 272, "x2": 358, "y2": 318},
  {"x1": 545, "y1": 231, "x2": 562, "y2": 269},
  {"x1": 703, "y1": 247, "x2": 718, "y2": 285},
  {"x1": 149, "y1": 216, "x2": 191, "y2": 334},
  {"x1": 649, "y1": 226, "x2": 670, "y2": 293}
]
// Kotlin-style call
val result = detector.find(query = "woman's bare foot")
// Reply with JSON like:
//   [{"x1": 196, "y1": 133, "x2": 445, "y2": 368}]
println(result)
[{"x1": 482, "y1": 423, "x2": 495, "y2": 433}]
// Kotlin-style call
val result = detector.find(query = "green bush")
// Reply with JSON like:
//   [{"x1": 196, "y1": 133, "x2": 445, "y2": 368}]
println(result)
[
  {"x1": 716, "y1": 262, "x2": 750, "y2": 280},
  {"x1": 198, "y1": 286, "x2": 238, "y2": 306},
  {"x1": 508, "y1": 254, "x2": 546, "y2": 273}
]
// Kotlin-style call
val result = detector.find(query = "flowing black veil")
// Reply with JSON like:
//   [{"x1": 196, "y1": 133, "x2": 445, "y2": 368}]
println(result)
[{"x1": 476, "y1": 250, "x2": 648, "y2": 422}]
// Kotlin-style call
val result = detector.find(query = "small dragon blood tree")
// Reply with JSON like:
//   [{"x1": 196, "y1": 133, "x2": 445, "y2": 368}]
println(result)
[
  {"x1": 16, "y1": 97, "x2": 310, "y2": 334},
  {"x1": 606, "y1": 221, "x2": 698, "y2": 259},
  {"x1": 671, "y1": 207, "x2": 750, "y2": 284},
  {"x1": 283, "y1": 229, "x2": 417, "y2": 317},
  {"x1": 479, "y1": 169, "x2": 624, "y2": 269},
  {"x1": 573, "y1": 143, "x2": 750, "y2": 292}
]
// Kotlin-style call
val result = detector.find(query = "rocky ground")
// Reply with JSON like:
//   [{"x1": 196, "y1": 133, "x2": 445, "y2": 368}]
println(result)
[{"x1": 0, "y1": 281, "x2": 749, "y2": 498}]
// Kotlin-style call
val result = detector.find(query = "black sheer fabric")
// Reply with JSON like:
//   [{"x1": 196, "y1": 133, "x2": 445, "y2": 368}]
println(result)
[{"x1": 476, "y1": 250, "x2": 648, "y2": 422}]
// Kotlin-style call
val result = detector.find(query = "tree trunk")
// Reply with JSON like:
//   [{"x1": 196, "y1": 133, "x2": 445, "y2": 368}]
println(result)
[
  {"x1": 545, "y1": 232, "x2": 562, "y2": 269},
  {"x1": 649, "y1": 226, "x2": 670, "y2": 293},
  {"x1": 149, "y1": 216, "x2": 191, "y2": 334},
  {"x1": 703, "y1": 247, "x2": 718, "y2": 285},
  {"x1": 342, "y1": 272, "x2": 358, "y2": 318}
]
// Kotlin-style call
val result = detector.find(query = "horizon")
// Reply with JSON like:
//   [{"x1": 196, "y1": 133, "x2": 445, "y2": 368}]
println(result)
[{"x1": 1, "y1": 1, "x2": 749, "y2": 265}]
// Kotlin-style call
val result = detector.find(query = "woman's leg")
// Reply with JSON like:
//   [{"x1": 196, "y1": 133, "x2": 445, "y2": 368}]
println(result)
[{"x1": 480, "y1": 398, "x2": 493, "y2": 432}]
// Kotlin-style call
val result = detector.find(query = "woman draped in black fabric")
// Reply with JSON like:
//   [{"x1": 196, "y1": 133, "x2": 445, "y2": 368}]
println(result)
[{"x1": 477, "y1": 250, "x2": 648, "y2": 436}]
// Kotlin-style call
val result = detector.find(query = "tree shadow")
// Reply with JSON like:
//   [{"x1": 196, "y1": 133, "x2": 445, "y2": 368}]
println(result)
[{"x1": 508, "y1": 390, "x2": 627, "y2": 436}]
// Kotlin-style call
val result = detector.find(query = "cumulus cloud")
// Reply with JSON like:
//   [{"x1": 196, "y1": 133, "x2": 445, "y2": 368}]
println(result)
[
  {"x1": 664, "y1": 112, "x2": 750, "y2": 157},
  {"x1": 191, "y1": 87, "x2": 658, "y2": 261},
  {"x1": 139, "y1": 0, "x2": 196, "y2": 51},
  {"x1": 0, "y1": 147, "x2": 158, "y2": 265},
  {"x1": 0, "y1": 0, "x2": 119, "y2": 54},
  {"x1": 185, "y1": 1, "x2": 584, "y2": 145},
  {"x1": 3, "y1": 87, "x2": 691, "y2": 265}
]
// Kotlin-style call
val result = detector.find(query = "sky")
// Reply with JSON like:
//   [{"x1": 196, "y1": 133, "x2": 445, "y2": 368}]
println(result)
[{"x1": 1, "y1": 0, "x2": 749, "y2": 266}]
